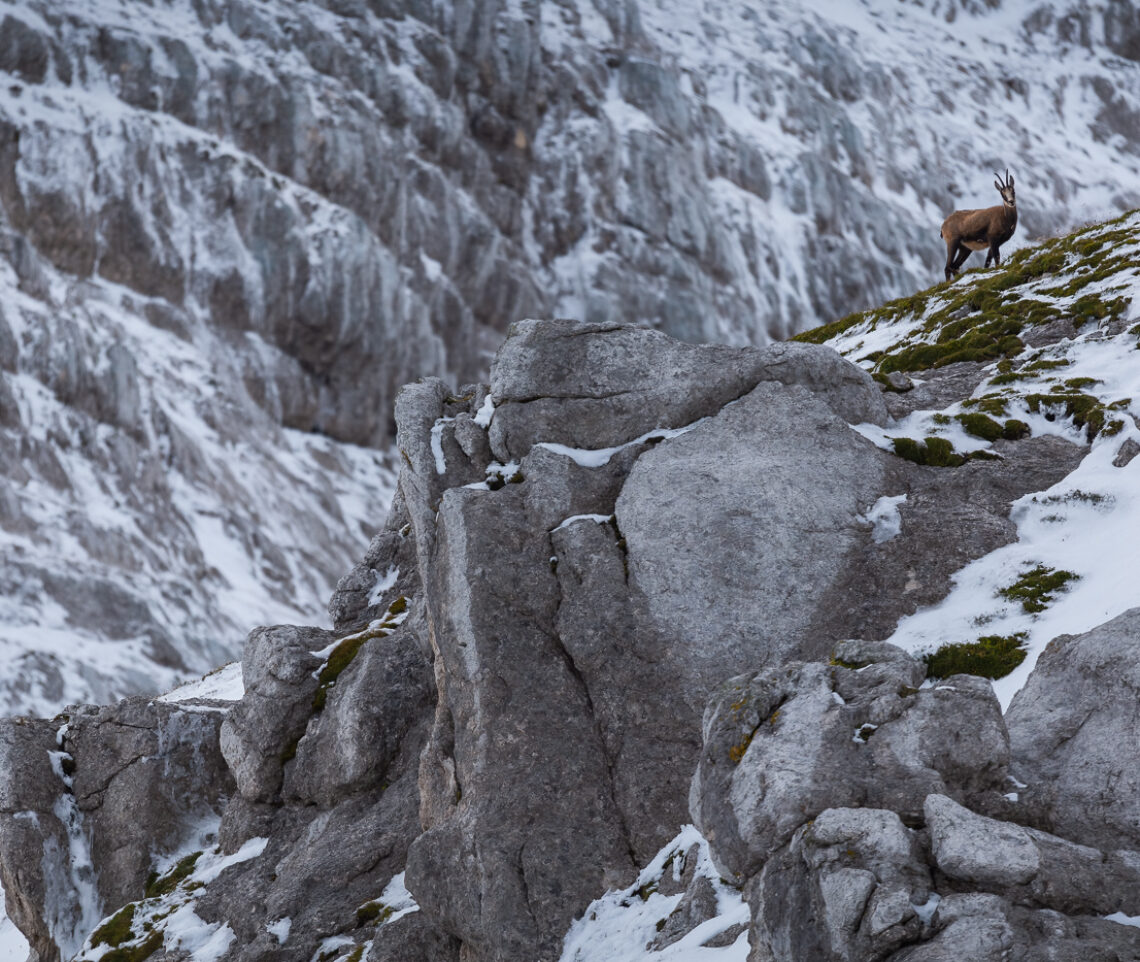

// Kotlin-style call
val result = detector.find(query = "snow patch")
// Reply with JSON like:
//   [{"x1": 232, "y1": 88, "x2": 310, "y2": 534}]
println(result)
[
  {"x1": 552, "y1": 514, "x2": 613, "y2": 533},
  {"x1": 159, "y1": 663, "x2": 244, "y2": 704},
  {"x1": 1105, "y1": 912, "x2": 1140, "y2": 929},
  {"x1": 860, "y1": 494, "x2": 906, "y2": 544},
  {"x1": 266, "y1": 918, "x2": 292, "y2": 945},
  {"x1": 162, "y1": 904, "x2": 235, "y2": 962},
  {"x1": 473, "y1": 395, "x2": 496, "y2": 428},
  {"x1": 560, "y1": 825, "x2": 749, "y2": 962},
  {"x1": 431, "y1": 417, "x2": 456, "y2": 474},
  {"x1": 367, "y1": 566, "x2": 399, "y2": 607},
  {"x1": 538, "y1": 422, "x2": 702, "y2": 469}
]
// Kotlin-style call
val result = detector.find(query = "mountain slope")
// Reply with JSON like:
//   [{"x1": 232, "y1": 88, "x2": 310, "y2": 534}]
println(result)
[
  {"x1": 1, "y1": 0, "x2": 1139, "y2": 719},
  {"x1": 6, "y1": 211, "x2": 1140, "y2": 962},
  {"x1": 796, "y1": 206, "x2": 1140, "y2": 706}
]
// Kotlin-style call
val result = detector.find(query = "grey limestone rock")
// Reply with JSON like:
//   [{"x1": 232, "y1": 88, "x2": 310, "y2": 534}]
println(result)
[
  {"x1": 747, "y1": 807, "x2": 931, "y2": 962},
  {"x1": 283, "y1": 620, "x2": 433, "y2": 807},
  {"x1": 1006, "y1": 607, "x2": 1140, "y2": 852},
  {"x1": 925, "y1": 793, "x2": 1140, "y2": 918},
  {"x1": 405, "y1": 480, "x2": 635, "y2": 962},
  {"x1": 692, "y1": 645, "x2": 1009, "y2": 883},
  {"x1": 488, "y1": 319, "x2": 887, "y2": 461},
  {"x1": 219, "y1": 624, "x2": 333, "y2": 802},
  {"x1": 0, "y1": 698, "x2": 232, "y2": 962},
  {"x1": 616, "y1": 379, "x2": 887, "y2": 686}
]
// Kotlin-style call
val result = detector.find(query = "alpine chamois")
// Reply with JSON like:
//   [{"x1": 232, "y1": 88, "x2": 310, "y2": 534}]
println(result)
[{"x1": 940, "y1": 170, "x2": 1017, "y2": 281}]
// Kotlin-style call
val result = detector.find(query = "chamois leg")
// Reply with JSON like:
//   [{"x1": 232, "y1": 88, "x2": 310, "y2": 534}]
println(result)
[
  {"x1": 985, "y1": 242, "x2": 1001, "y2": 269},
  {"x1": 950, "y1": 244, "x2": 972, "y2": 278},
  {"x1": 944, "y1": 242, "x2": 961, "y2": 281}
]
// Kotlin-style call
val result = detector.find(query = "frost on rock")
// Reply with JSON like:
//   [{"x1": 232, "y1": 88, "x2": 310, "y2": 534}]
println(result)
[
  {"x1": 560, "y1": 827, "x2": 749, "y2": 962},
  {"x1": 72, "y1": 838, "x2": 267, "y2": 962}
]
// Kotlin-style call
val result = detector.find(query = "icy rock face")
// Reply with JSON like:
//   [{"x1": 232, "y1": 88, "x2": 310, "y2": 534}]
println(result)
[
  {"x1": 0, "y1": 699, "x2": 232, "y2": 962},
  {"x1": 694, "y1": 644, "x2": 1140, "y2": 962}
]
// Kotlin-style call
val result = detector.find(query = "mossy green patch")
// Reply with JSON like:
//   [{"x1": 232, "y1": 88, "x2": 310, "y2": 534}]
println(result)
[
  {"x1": 792, "y1": 292, "x2": 930, "y2": 344},
  {"x1": 356, "y1": 901, "x2": 395, "y2": 926},
  {"x1": 313, "y1": 635, "x2": 370, "y2": 712},
  {"x1": 145, "y1": 851, "x2": 201, "y2": 899},
  {"x1": 636, "y1": 881, "x2": 659, "y2": 901},
  {"x1": 98, "y1": 931, "x2": 163, "y2": 962},
  {"x1": 955, "y1": 413, "x2": 1004, "y2": 442},
  {"x1": 313, "y1": 597, "x2": 407, "y2": 712},
  {"x1": 875, "y1": 315, "x2": 1025, "y2": 374},
  {"x1": 924, "y1": 633, "x2": 1028, "y2": 680},
  {"x1": 998, "y1": 566, "x2": 1079, "y2": 613},
  {"x1": 891, "y1": 436, "x2": 966, "y2": 467},
  {"x1": 92, "y1": 903, "x2": 137, "y2": 948},
  {"x1": 1002, "y1": 419, "x2": 1030, "y2": 440},
  {"x1": 990, "y1": 356, "x2": 1071, "y2": 385},
  {"x1": 1024, "y1": 392, "x2": 1111, "y2": 438},
  {"x1": 962, "y1": 393, "x2": 1013, "y2": 417}
]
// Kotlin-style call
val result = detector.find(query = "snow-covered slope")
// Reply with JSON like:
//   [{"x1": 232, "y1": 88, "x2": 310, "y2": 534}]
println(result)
[
  {"x1": 0, "y1": 243, "x2": 397, "y2": 717},
  {"x1": 798, "y1": 206, "x2": 1140, "y2": 708}
]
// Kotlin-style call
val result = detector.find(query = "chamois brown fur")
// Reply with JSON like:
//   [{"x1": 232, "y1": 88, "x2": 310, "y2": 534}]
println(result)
[{"x1": 940, "y1": 169, "x2": 1018, "y2": 281}]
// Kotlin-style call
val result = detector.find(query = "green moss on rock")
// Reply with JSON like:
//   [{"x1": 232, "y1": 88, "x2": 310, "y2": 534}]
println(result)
[
  {"x1": 955, "y1": 413, "x2": 1004, "y2": 442},
  {"x1": 925, "y1": 633, "x2": 1028, "y2": 680},
  {"x1": 99, "y1": 931, "x2": 163, "y2": 962},
  {"x1": 891, "y1": 436, "x2": 966, "y2": 467},
  {"x1": 356, "y1": 901, "x2": 395, "y2": 926},
  {"x1": 92, "y1": 904, "x2": 137, "y2": 948},
  {"x1": 1003, "y1": 419, "x2": 1030, "y2": 440},
  {"x1": 145, "y1": 852, "x2": 201, "y2": 899}
]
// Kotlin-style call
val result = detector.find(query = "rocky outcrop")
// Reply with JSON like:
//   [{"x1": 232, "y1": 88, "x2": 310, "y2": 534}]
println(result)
[
  {"x1": 0, "y1": 317, "x2": 1127, "y2": 962},
  {"x1": 695, "y1": 643, "x2": 1140, "y2": 962},
  {"x1": 1006, "y1": 608, "x2": 1140, "y2": 853},
  {"x1": 0, "y1": 699, "x2": 232, "y2": 962}
]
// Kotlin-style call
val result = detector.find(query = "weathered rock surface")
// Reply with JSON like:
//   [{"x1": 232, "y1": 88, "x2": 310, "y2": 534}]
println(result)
[
  {"x1": 694, "y1": 641, "x2": 1140, "y2": 962},
  {"x1": 1, "y1": 317, "x2": 1135, "y2": 962},
  {"x1": 0, "y1": 699, "x2": 232, "y2": 962},
  {"x1": 693, "y1": 642, "x2": 1009, "y2": 883},
  {"x1": 1006, "y1": 607, "x2": 1140, "y2": 852}
]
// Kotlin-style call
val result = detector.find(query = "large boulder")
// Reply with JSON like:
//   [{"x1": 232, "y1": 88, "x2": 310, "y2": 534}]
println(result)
[
  {"x1": 1006, "y1": 607, "x2": 1140, "y2": 852},
  {"x1": 488, "y1": 319, "x2": 888, "y2": 461},
  {"x1": 692, "y1": 641, "x2": 1009, "y2": 883}
]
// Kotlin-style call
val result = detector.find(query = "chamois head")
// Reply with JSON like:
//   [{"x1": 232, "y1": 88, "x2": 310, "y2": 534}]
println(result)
[{"x1": 994, "y1": 169, "x2": 1015, "y2": 208}]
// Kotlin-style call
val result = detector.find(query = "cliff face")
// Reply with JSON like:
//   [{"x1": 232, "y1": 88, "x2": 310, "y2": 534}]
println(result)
[
  {"x1": 2, "y1": 0, "x2": 1140, "y2": 715},
  {"x1": 4, "y1": 207, "x2": 1140, "y2": 962}
]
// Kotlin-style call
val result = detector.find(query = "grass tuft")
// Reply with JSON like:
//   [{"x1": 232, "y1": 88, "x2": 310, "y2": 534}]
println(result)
[
  {"x1": 924, "y1": 633, "x2": 1028, "y2": 680},
  {"x1": 998, "y1": 566, "x2": 1079, "y2": 613}
]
